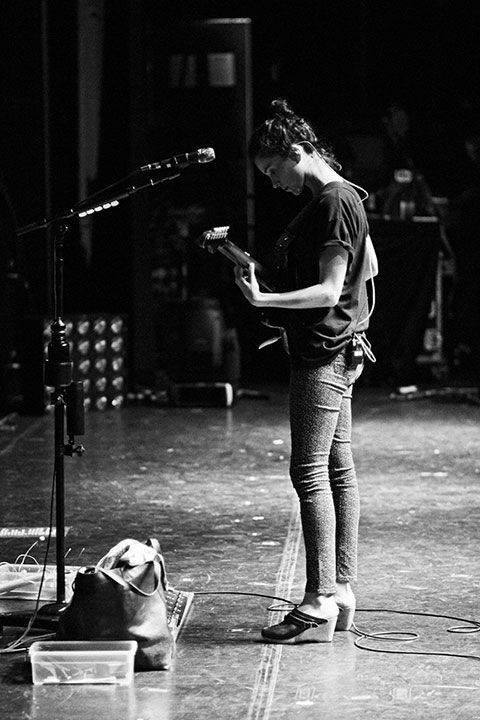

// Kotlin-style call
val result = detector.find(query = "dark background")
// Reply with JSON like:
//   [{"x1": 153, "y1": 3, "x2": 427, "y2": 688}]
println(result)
[{"x1": 1, "y1": 0, "x2": 479, "y2": 401}]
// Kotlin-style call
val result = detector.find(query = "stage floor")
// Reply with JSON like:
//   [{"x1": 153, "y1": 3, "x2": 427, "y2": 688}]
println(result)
[{"x1": 1, "y1": 383, "x2": 479, "y2": 719}]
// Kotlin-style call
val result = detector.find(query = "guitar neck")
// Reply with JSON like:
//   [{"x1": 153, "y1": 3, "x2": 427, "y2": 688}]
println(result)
[
  {"x1": 216, "y1": 240, "x2": 275, "y2": 292},
  {"x1": 195, "y1": 226, "x2": 276, "y2": 292}
]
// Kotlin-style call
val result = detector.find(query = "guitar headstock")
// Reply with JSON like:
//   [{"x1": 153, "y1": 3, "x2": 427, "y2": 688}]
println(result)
[{"x1": 195, "y1": 226, "x2": 230, "y2": 253}]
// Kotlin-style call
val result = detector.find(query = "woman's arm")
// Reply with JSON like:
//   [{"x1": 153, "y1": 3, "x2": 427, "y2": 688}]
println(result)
[{"x1": 235, "y1": 245, "x2": 348, "y2": 310}]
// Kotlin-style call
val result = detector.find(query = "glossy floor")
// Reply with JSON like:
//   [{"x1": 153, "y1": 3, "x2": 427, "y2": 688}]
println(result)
[{"x1": 1, "y1": 384, "x2": 479, "y2": 719}]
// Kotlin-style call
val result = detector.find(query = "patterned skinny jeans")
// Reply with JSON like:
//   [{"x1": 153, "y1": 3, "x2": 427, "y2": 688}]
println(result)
[{"x1": 289, "y1": 347, "x2": 363, "y2": 595}]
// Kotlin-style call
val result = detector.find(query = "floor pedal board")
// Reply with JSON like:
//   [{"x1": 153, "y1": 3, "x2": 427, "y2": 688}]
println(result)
[{"x1": 166, "y1": 586, "x2": 194, "y2": 640}]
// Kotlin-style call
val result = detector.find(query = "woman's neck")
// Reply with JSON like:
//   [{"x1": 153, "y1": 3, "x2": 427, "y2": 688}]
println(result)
[{"x1": 307, "y1": 161, "x2": 344, "y2": 196}]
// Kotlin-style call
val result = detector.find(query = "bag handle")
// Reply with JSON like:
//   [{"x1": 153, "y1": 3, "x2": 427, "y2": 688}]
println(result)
[
  {"x1": 94, "y1": 554, "x2": 168, "y2": 597},
  {"x1": 96, "y1": 566, "x2": 159, "y2": 596}
]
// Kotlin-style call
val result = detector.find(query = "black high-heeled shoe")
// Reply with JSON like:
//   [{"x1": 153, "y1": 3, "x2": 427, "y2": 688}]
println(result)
[{"x1": 261, "y1": 608, "x2": 338, "y2": 644}]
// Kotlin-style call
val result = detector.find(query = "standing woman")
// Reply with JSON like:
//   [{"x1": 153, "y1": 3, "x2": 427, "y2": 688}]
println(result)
[{"x1": 235, "y1": 99, "x2": 377, "y2": 644}]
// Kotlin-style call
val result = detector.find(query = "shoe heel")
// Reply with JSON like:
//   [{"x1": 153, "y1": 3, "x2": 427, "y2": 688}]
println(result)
[
  {"x1": 293, "y1": 616, "x2": 337, "y2": 644},
  {"x1": 335, "y1": 605, "x2": 355, "y2": 631}
]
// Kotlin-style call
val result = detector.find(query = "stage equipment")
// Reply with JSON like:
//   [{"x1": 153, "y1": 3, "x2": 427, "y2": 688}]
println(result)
[
  {"x1": 21, "y1": 313, "x2": 127, "y2": 415},
  {"x1": 0, "y1": 563, "x2": 78, "y2": 602},
  {"x1": 170, "y1": 381, "x2": 234, "y2": 408},
  {"x1": 140, "y1": 146, "x2": 215, "y2": 172},
  {"x1": 366, "y1": 213, "x2": 453, "y2": 386},
  {"x1": 8, "y1": 160, "x2": 202, "y2": 623}
]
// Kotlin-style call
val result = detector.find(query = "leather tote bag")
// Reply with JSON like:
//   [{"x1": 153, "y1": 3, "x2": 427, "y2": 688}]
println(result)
[{"x1": 57, "y1": 539, "x2": 174, "y2": 670}]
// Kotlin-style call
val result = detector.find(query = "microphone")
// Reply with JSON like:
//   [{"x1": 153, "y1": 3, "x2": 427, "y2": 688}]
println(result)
[{"x1": 140, "y1": 147, "x2": 215, "y2": 172}]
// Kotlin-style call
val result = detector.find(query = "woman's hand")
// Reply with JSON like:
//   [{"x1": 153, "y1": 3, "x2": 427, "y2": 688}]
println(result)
[
  {"x1": 234, "y1": 246, "x2": 348, "y2": 310},
  {"x1": 234, "y1": 262, "x2": 264, "y2": 306}
]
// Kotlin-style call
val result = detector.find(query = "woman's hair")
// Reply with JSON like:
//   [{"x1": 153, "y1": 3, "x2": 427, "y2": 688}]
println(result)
[{"x1": 248, "y1": 98, "x2": 341, "y2": 171}]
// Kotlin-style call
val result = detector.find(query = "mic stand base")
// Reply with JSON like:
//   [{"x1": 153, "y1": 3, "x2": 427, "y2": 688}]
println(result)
[
  {"x1": 37, "y1": 601, "x2": 68, "y2": 618},
  {"x1": 0, "y1": 607, "x2": 59, "y2": 634}
]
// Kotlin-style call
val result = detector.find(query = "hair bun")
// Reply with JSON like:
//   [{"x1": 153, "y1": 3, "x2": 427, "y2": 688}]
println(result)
[{"x1": 270, "y1": 98, "x2": 294, "y2": 118}]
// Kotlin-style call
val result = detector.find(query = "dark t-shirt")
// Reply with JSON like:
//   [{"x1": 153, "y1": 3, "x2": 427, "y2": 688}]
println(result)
[{"x1": 274, "y1": 181, "x2": 371, "y2": 367}]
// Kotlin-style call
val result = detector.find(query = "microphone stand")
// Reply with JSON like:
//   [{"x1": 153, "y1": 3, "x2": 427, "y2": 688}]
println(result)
[{"x1": 2, "y1": 169, "x2": 180, "y2": 627}]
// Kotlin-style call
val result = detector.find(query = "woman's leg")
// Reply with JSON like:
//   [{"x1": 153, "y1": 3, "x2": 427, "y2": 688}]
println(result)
[
  {"x1": 289, "y1": 355, "x2": 353, "y2": 596},
  {"x1": 261, "y1": 351, "x2": 360, "y2": 640},
  {"x1": 328, "y1": 383, "x2": 360, "y2": 585}
]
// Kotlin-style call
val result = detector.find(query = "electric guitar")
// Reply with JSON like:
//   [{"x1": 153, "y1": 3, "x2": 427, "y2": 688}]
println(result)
[
  {"x1": 194, "y1": 226, "x2": 287, "y2": 344},
  {"x1": 194, "y1": 226, "x2": 276, "y2": 292}
]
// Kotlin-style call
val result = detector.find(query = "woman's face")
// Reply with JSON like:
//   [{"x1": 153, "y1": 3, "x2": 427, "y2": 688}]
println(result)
[{"x1": 254, "y1": 151, "x2": 304, "y2": 195}]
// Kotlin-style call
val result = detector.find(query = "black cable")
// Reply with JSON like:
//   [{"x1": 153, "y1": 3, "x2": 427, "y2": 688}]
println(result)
[
  {"x1": 0, "y1": 468, "x2": 56, "y2": 653},
  {"x1": 352, "y1": 608, "x2": 480, "y2": 661},
  {"x1": 193, "y1": 590, "x2": 295, "y2": 612},
  {"x1": 356, "y1": 607, "x2": 480, "y2": 633},
  {"x1": 193, "y1": 591, "x2": 480, "y2": 661}
]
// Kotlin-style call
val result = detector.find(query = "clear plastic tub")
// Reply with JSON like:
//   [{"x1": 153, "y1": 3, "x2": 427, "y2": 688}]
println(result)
[
  {"x1": 29, "y1": 640, "x2": 137, "y2": 685},
  {"x1": 0, "y1": 563, "x2": 79, "y2": 601}
]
